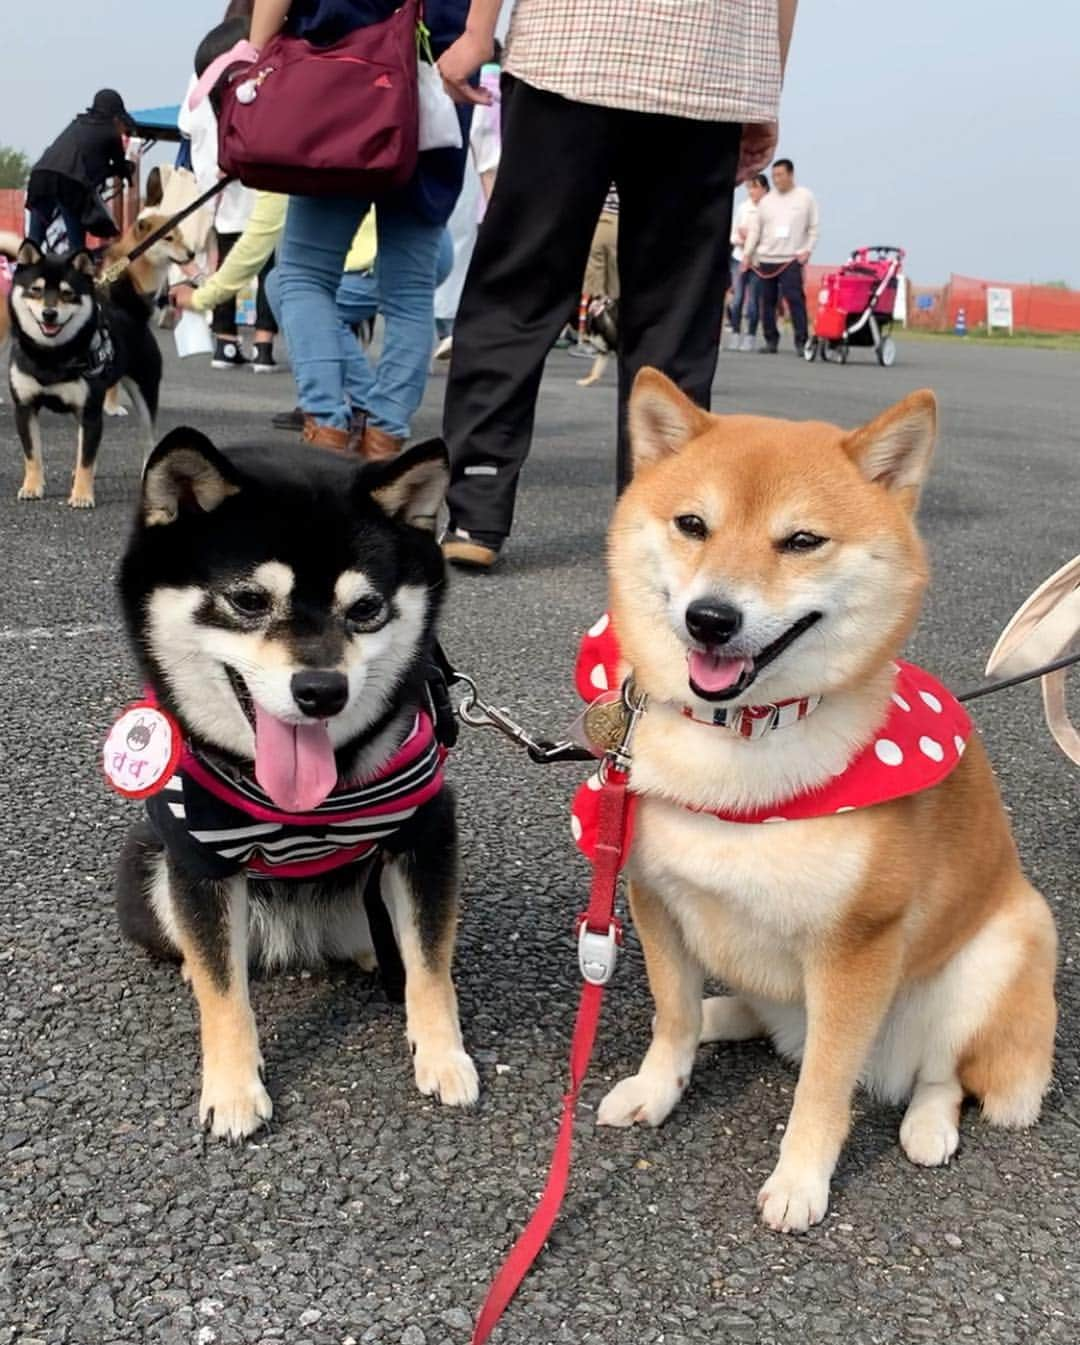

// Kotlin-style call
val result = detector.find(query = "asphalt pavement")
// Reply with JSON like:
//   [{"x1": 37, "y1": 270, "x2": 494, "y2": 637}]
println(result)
[{"x1": 2, "y1": 332, "x2": 1078, "y2": 1345}]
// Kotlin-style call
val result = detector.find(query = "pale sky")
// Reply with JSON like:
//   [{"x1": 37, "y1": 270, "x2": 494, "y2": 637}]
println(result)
[{"x1": 1, "y1": 1, "x2": 1075, "y2": 285}]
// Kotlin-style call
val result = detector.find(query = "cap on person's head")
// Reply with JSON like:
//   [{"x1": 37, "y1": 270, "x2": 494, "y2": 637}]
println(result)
[{"x1": 91, "y1": 88, "x2": 135, "y2": 130}]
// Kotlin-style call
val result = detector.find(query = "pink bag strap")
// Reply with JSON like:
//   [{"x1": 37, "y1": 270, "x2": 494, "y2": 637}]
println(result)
[{"x1": 188, "y1": 40, "x2": 261, "y2": 110}]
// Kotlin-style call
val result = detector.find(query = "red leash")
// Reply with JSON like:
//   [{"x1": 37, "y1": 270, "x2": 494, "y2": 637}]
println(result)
[{"x1": 471, "y1": 763, "x2": 632, "y2": 1344}]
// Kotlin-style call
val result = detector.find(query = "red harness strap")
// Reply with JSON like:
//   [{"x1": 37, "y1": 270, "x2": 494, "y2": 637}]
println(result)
[{"x1": 471, "y1": 764, "x2": 631, "y2": 1345}]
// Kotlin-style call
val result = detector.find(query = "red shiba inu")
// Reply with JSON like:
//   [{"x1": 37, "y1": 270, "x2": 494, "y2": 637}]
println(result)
[{"x1": 591, "y1": 370, "x2": 1057, "y2": 1233}]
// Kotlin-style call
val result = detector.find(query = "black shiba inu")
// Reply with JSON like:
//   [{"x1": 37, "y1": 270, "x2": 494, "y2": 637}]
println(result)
[
  {"x1": 115, "y1": 429, "x2": 478, "y2": 1140},
  {"x1": 8, "y1": 239, "x2": 165, "y2": 508}
]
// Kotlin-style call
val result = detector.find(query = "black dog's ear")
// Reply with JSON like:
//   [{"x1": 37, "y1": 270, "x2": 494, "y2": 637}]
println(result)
[
  {"x1": 366, "y1": 438, "x2": 449, "y2": 532},
  {"x1": 16, "y1": 239, "x2": 42, "y2": 266},
  {"x1": 70, "y1": 250, "x2": 96, "y2": 277},
  {"x1": 141, "y1": 427, "x2": 242, "y2": 526}
]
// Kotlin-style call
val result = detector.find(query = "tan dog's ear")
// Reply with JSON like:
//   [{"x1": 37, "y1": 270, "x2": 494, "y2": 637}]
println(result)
[
  {"x1": 628, "y1": 368, "x2": 710, "y2": 473},
  {"x1": 845, "y1": 389, "x2": 937, "y2": 509}
]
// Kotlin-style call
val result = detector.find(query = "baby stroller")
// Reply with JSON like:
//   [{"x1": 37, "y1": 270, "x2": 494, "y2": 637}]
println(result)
[{"x1": 804, "y1": 246, "x2": 904, "y2": 365}]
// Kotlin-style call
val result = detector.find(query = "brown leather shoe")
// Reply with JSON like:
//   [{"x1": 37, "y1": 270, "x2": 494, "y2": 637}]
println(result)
[
  {"x1": 302, "y1": 417, "x2": 352, "y2": 454},
  {"x1": 360, "y1": 424, "x2": 403, "y2": 462}
]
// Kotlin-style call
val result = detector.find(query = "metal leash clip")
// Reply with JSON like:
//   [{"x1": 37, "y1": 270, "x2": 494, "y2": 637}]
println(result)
[{"x1": 453, "y1": 673, "x2": 595, "y2": 764}]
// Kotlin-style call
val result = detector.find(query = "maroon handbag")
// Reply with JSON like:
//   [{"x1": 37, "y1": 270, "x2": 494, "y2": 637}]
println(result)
[{"x1": 212, "y1": 0, "x2": 420, "y2": 197}]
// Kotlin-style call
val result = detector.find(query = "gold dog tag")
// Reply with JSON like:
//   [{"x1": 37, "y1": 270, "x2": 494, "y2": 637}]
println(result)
[{"x1": 583, "y1": 696, "x2": 630, "y2": 753}]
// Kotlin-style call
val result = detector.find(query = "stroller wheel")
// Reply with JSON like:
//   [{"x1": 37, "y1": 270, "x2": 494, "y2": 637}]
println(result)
[
  {"x1": 877, "y1": 336, "x2": 897, "y2": 367},
  {"x1": 838, "y1": 343, "x2": 850, "y2": 364},
  {"x1": 803, "y1": 338, "x2": 817, "y2": 362}
]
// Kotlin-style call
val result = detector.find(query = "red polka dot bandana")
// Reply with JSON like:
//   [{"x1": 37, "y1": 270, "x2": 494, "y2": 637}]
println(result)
[{"x1": 571, "y1": 615, "x2": 973, "y2": 861}]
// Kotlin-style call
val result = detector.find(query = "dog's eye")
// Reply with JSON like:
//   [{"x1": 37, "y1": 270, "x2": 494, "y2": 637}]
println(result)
[
  {"x1": 345, "y1": 595, "x2": 388, "y2": 632},
  {"x1": 778, "y1": 531, "x2": 829, "y2": 553},
  {"x1": 226, "y1": 587, "x2": 272, "y2": 617},
  {"x1": 674, "y1": 514, "x2": 709, "y2": 541},
  {"x1": 59, "y1": 287, "x2": 74, "y2": 301}
]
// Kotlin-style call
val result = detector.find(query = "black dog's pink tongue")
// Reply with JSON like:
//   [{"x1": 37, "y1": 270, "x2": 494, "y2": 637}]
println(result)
[{"x1": 254, "y1": 704, "x2": 337, "y2": 812}]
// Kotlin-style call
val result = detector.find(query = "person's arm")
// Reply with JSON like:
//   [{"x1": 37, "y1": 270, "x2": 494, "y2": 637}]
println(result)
[
  {"x1": 798, "y1": 193, "x2": 819, "y2": 263},
  {"x1": 174, "y1": 193, "x2": 286, "y2": 311},
  {"x1": 437, "y1": 0, "x2": 501, "y2": 105},
  {"x1": 250, "y1": 0, "x2": 290, "y2": 49},
  {"x1": 741, "y1": 207, "x2": 762, "y2": 269}
]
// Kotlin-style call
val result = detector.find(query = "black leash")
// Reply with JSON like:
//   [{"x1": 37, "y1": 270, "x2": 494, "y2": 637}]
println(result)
[
  {"x1": 956, "y1": 650, "x2": 1080, "y2": 704},
  {"x1": 98, "y1": 175, "x2": 236, "y2": 283}
]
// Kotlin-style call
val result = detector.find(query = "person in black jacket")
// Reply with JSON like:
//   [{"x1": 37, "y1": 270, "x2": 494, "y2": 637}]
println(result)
[{"x1": 25, "y1": 89, "x2": 136, "y2": 250}]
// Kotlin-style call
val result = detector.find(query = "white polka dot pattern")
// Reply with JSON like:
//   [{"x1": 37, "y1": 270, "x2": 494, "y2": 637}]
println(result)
[
  {"x1": 919, "y1": 690, "x2": 943, "y2": 713},
  {"x1": 874, "y1": 739, "x2": 904, "y2": 767},
  {"x1": 891, "y1": 693, "x2": 911, "y2": 711},
  {"x1": 919, "y1": 736, "x2": 944, "y2": 762},
  {"x1": 589, "y1": 663, "x2": 609, "y2": 691}
]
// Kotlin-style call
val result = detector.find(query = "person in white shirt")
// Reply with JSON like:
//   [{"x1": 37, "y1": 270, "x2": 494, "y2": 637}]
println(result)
[
  {"x1": 726, "y1": 173, "x2": 768, "y2": 351},
  {"x1": 742, "y1": 156, "x2": 819, "y2": 354}
]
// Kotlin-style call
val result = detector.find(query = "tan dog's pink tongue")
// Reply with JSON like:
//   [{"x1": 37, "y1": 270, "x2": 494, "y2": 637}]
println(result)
[
  {"x1": 688, "y1": 651, "x2": 751, "y2": 693},
  {"x1": 254, "y1": 704, "x2": 338, "y2": 812}
]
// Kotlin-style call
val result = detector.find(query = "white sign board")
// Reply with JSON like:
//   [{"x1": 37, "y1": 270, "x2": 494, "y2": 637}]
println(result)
[{"x1": 986, "y1": 286, "x2": 1014, "y2": 334}]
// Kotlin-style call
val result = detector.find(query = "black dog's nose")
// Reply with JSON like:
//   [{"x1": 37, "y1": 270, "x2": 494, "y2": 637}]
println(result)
[
  {"x1": 42, "y1": 308, "x2": 58, "y2": 323},
  {"x1": 291, "y1": 670, "x2": 349, "y2": 718},
  {"x1": 685, "y1": 599, "x2": 743, "y2": 646}
]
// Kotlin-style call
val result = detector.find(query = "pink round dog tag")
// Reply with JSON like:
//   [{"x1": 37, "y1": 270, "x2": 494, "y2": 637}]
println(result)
[{"x1": 103, "y1": 702, "x2": 183, "y2": 799}]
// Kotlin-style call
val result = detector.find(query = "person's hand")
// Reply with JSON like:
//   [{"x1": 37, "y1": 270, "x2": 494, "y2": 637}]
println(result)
[
  {"x1": 736, "y1": 121, "x2": 777, "y2": 184},
  {"x1": 740, "y1": 258, "x2": 752, "y2": 273},
  {"x1": 437, "y1": 30, "x2": 495, "y2": 105},
  {"x1": 796, "y1": 250, "x2": 810, "y2": 265},
  {"x1": 169, "y1": 284, "x2": 196, "y2": 310}
]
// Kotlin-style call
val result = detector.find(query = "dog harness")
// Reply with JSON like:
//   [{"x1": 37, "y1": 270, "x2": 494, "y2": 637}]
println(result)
[
  {"x1": 570, "y1": 615, "x2": 972, "y2": 861},
  {"x1": 142, "y1": 711, "x2": 444, "y2": 882}
]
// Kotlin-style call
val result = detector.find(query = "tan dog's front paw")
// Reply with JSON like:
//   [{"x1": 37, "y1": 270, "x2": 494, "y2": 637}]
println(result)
[
  {"x1": 67, "y1": 492, "x2": 96, "y2": 510},
  {"x1": 17, "y1": 481, "x2": 44, "y2": 501},
  {"x1": 757, "y1": 1163, "x2": 830, "y2": 1233},
  {"x1": 414, "y1": 1046, "x2": 479, "y2": 1107},
  {"x1": 597, "y1": 1070, "x2": 685, "y2": 1128},
  {"x1": 199, "y1": 1066, "x2": 272, "y2": 1141}
]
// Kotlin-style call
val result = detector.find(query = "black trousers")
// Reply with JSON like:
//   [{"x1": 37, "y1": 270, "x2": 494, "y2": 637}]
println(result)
[
  {"x1": 211, "y1": 232, "x2": 241, "y2": 335},
  {"x1": 758, "y1": 260, "x2": 808, "y2": 350},
  {"x1": 443, "y1": 77, "x2": 741, "y2": 542}
]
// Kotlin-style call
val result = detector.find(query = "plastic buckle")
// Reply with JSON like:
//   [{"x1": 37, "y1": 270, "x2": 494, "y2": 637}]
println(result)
[{"x1": 577, "y1": 917, "x2": 622, "y2": 986}]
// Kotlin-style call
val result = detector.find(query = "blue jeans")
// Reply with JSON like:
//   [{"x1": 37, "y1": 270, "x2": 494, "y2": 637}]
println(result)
[
  {"x1": 728, "y1": 259, "x2": 759, "y2": 335},
  {"x1": 277, "y1": 195, "x2": 444, "y2": 436}
]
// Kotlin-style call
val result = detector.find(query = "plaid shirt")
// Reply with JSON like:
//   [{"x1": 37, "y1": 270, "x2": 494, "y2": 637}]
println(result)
[{"x1": 504, "y1": 0, "x2": 782, "y2": 124}]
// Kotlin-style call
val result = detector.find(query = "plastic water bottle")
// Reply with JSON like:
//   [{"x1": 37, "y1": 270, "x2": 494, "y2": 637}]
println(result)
[{"x1": 236, "y1": 283, "x2": 257, "y2": 330}]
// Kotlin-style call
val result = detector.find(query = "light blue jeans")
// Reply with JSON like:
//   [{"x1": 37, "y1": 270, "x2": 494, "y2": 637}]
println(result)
[{"x1": 277, "y1": 196, "x2": 444, "y2": 436}]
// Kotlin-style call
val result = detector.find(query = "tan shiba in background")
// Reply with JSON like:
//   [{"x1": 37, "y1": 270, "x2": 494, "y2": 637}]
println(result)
[{"x1": 596, "y1": 370, "x2": 1057, "y2": 1232}]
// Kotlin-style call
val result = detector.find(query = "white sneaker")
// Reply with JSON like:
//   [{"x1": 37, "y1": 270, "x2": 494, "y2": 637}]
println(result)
[
  {"x1": 724, "y1": 331, "x2": 741, "y2": 352},
  {"x1": 433, "y1": 336, "x2": 453, "y2": 361},
  {"x1": 739, "y1": 334, "x2": 755, "y2": 353}
]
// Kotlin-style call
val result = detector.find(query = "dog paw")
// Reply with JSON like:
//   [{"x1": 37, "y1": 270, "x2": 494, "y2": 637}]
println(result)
[
  {"x1": 757, "y1": 1163, "x2": 830, "y2": 1233},
  {"x1": 414, "y1": 1046, "x2": 479, "y2": 1107},
  {"x1": 67, "y1": 493, "x2": 95, "y2": 510},
  {"x1": 199, "y1": 1068, "x2": 273, "y2": 1142},
  {"x1": 17, "y1": 484, "x2": 44, "y2": 501},
  {"x1": 900, "y1": 1111, "x2": 960, "y2": 1167},
  {"x1": 597, "y1": 1070, "x2": 685, "y2": 1128}
]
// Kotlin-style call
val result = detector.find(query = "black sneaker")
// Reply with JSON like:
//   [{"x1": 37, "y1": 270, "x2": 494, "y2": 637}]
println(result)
[
  {"x1": 212, "y1": 338, "x2": 249, "y2": 370},
  {"x1": 272, "y1": 406, "x2": 305, "y2": 432},
  {"x1": 251, "y1": 341, "x2": 279, "y2": 374},
  {"x1": 757, "y1": 343, "x2": 779, "y2": 354}
]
